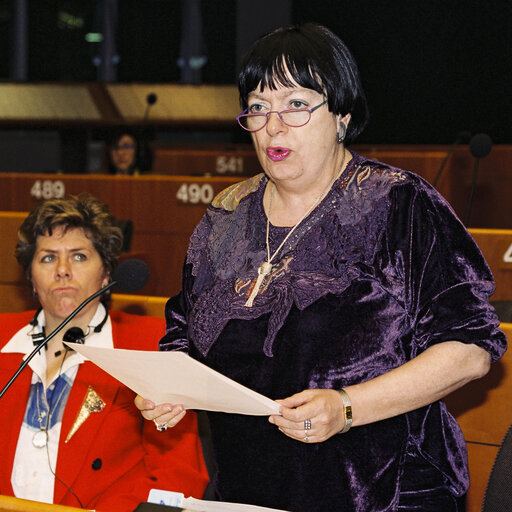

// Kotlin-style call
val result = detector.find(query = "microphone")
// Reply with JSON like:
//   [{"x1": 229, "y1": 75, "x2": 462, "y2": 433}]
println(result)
[
  {"x1": 464, "y1": 133, "x2": 493, "y2": 225},
  {"x1": 112, "y1": 258, "x2": 150, "y2": 292},
  {"x1": 0, "y1": 258, "x2": 150, "y2": 400},
  {"x1": 141, "y1": 93, "x2": 158, "y2": 171},
  {"x1": 143, "y1": 92, "x2": 158, "y2": 121},
  {"x1": 433, "y1": 131, "x2": 471, "y2": 187},
  {"x1": 469, "y1": 133, "x2": 492, "y2": 159},
  {"x1": 59, "y1": 326, "x2": 86, "y2": 355}
]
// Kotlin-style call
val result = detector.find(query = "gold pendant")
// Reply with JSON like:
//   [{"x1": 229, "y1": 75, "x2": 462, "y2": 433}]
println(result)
[
  {"x1": 258, "y1": 261, "x2": 273, "y2": 277},
  {"x1": 244, "y1": 261, "x2": 273, "y2": 308}
]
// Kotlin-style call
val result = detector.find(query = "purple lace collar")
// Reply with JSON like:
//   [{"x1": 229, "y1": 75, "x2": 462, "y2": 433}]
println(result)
[{"x1": 186, "y1": 151, "x2": 406, "y2": 356}]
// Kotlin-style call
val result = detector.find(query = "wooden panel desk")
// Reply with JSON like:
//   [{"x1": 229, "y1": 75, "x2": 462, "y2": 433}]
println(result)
[
  {"x1": 0, "y1": 174, "x2": 240, "y2": 297},
  {"x1": 0, "y1": 212, "x2": 29, "y2": 283},
  {"x1": 0, "y1": 495, "x2": 85, "y2": 512},
  {"x1": 151, "y1": 143, "x2": 455, "y2": 179},
  {"x1": 149, "y1": 143, "x2": 512, "y2": 228},
  {"x1": 152, "y1": 144, "x2": 261, "y2": 177}
]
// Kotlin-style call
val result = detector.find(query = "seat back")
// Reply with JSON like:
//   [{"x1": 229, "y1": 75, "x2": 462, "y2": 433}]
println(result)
[{"x1": 481, "y1": 424, "x2": 512, "y2": 511}]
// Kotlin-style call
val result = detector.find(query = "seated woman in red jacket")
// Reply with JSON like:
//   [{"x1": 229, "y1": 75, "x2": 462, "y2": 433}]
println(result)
[{"x1": 0, "y1": 195, "x2": 208, "y2": 511}]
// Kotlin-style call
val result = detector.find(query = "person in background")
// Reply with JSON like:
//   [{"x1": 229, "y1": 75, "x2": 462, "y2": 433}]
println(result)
[
  {"x1": 108, "y1": 129, "x2": 152, "y2": 175},
  {"x1": 0, "y1": 195, "x2": 208, "y2": 511},
  {"x1": 136, "y1": 23, "x2": 506, "y2": 512}
]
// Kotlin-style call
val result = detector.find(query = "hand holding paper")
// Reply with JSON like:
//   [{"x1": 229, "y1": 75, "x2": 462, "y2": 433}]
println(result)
[{"x1": 65, "y1": 343, "x2": 281, "y2": 416}]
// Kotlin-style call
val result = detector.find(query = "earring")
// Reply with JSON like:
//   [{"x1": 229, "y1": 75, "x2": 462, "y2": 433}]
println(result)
[{"x1": 337, "y1": 123, "x2": 346, "y2": 144}]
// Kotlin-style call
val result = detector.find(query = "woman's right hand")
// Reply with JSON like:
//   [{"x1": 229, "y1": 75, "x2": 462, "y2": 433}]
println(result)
[{"x1": 134, "y1": 395, "x2": 186, "y2": 429}]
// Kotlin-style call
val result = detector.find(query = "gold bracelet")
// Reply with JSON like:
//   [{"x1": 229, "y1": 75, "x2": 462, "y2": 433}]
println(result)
[{"x1": 338, "y1": 388, "x2": 352, "y2": 433}]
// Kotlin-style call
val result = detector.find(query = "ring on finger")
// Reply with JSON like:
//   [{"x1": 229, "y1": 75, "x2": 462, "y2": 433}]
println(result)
[
  {"x1": 304, "y1": 419, "x2": 312, "y2": 430},
  {"x1": 153, "y1": 419, "x2": 168, "y2": 432}
]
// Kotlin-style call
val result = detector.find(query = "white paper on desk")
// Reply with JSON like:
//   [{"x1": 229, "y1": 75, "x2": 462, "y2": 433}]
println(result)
[
  {"x1": 65, "y1": 343, "x2": 280, "y2": 416},
  {"x1": 182, "y1": 496, "x2": 290, "y2": 512},
  {"x1": 147, "y1": 489, "x2": 290, "y2": 512},
  {"x1": 148, "y1": 489, "x2": 287, "y2": 512}
]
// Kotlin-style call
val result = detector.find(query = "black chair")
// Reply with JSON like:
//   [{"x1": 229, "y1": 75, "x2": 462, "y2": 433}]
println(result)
[
  {"x1": 117, "y1": 219, "x2": 134, "y2": 252},
  {"x1": 481, "y1": 423, "x2": 512, "y2": 511}
]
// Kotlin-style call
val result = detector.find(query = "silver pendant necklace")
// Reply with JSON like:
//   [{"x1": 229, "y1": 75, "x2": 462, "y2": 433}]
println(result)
[
  {"x1": 32, "y1": 378, "x2": 67, "y2": 448},
  {"x1": 244, "y1": 149, "x2": 347, "y2": 307},
  {"x1": 33, "y1": 384, "x2": 49, "y2": 448}
]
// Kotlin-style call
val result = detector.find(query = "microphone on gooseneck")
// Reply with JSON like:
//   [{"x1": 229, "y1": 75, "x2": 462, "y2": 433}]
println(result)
[
  {"x1": 0, "y1": 259, "x2": 150, "y2": 400},
  {"x1": 143, "y1": 92, "x2": 158, "y2": 121},
  {"x1": 433, "y1": 131, "x2": 471, "y2": 188},
  {"x1": 464, "y1": 133, "x2": 493, "y2": 226},
  {"x1": 141, "y1": 92, "x2": 158, "y2": 171}
]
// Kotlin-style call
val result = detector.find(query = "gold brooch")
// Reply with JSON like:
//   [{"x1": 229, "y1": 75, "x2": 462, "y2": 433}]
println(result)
[{"x1": 65, "y1": 385, "x2": 105, "y2": 443}]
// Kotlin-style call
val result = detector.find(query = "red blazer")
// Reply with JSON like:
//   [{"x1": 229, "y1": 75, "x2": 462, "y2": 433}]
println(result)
[{"x1": 0, "y1": 310, "x2": 209, "y2": 511}]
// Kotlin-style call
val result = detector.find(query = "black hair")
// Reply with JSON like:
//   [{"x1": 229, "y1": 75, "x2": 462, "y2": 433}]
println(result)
[
  {"x1": 238, "y1": 23, "x2": 369, "y2": 145},
  {"x1": 107, "y1": 128, "x2": 153, "y2": 175}
]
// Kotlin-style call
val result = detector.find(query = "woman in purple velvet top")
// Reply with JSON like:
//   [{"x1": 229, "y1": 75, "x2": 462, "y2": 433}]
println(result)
[{"x1": 137, "y1": 23, "x2": 506, "y2": 511}]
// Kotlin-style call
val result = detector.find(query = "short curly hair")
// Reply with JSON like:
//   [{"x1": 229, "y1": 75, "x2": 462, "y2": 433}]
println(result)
[{"x1": 15, "y1": 194, "x2": 123, "y2": 282}]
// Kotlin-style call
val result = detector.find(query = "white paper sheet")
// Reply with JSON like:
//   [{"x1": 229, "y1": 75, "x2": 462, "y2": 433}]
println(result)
[
  {"x1": 65, "y1": 343, "x2": 280, "y2": 416},
  {"x1": 182, "y1": 496, "x2": 290, "y2": 512},
  {"x1": 148, "y1": 489, "x2": 290, "y2": 511}
]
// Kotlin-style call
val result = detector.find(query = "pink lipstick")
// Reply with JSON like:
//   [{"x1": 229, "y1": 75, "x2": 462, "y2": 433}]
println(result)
[{"x1": 266, "y1": 147, "x2": 291, "y2": 162}]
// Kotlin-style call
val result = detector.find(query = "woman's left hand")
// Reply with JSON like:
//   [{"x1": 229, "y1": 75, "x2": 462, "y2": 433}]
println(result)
[{"x1": 269, "y1": 389, "x2": 346, "y2": 443}]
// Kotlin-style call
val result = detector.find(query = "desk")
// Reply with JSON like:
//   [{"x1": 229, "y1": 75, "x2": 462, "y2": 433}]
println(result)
[
  {"x1": 0, "y1": 174, "x2": 240, "y2": 297},
  {"x1": 152, "y1": 144, "x2": 261, "y2": 177},
  {"x1": 149, "y1": 143, "x2": 512, "y2": 228},
  {"x1": 0, "y1": 495, "x2": 85, "y2": 512}
]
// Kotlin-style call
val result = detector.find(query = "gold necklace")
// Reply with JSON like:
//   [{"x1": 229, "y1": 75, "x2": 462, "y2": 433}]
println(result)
[{"x1": 244, "y1": 149, "x2": 347, "y2": 308}]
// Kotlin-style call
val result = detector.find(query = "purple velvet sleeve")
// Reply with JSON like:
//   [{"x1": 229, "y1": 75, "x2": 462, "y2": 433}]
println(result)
[
  {"x1": 387, "y1": 179, "x2": 506, "y2": 361},
  {"x1": 159, "y1": 263, "x2": 197, "y2": 353}
]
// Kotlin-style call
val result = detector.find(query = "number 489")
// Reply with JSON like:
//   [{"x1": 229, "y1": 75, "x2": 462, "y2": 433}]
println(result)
[{"x1": 30, "y1": 180, "x2": 65, "y2": 200}]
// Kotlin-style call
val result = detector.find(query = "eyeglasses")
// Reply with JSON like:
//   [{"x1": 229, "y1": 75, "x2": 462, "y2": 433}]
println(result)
[
  {"x1": 236, "y1": 100, "x2": 328, "y2": 132},
  {"x1": 113, "y1": 143, "x2": 135, "y2": 151}
]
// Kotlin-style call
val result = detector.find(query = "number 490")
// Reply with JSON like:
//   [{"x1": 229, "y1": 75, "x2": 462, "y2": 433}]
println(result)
[{"x1": 176, "y1": 183, "x2": 214, "y2": 204}]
